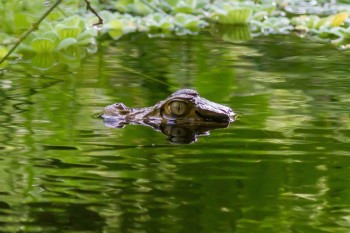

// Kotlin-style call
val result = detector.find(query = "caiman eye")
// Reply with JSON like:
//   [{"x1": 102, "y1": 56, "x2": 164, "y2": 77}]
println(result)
[{"x1": 168, "y1": 101, "x2": 188, "y2": 116}]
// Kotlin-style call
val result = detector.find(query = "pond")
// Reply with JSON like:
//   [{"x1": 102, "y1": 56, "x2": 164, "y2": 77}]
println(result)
[{"x1": 1, "y1": 33, "x2": 350, "y2": 232}]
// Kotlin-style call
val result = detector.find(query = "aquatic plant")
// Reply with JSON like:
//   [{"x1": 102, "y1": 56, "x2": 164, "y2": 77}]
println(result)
[
  {"x1": 208, "y1": 3, "x2": 253, "y2": 25},
  {"x1": 210, "y1": 25, "x2": 252, "y2": 42},
  {"x1": 142, "y1": 13, "x2": 175, "y2": 34},
  {"x1": 101, "y1": 12, "x2": 139, "y2": 39},
  {"x1": 100, "y1": 10, "x2": 208, "y2": 38},
  {"x1": 291, "y1": 12, "x2": 349, "y2": 30},
  {"x1": 251, "y1": 17, "x2": 293, "y2": 35},
  {"x1": 17, "y1": 16, "x2": 97, "y2": 69},
  {"x1": 174, "y1": 13, "x2": 208, "y2": 33},
  {"x1": 165, "y1": 0, "x2": 209, "y2": 14},
  {"x1": 291, "y1": 12, "x2": 350, "y2": 45},
  {"x1": 2, "y1": 0, "x2": 350, "y2": 70}
]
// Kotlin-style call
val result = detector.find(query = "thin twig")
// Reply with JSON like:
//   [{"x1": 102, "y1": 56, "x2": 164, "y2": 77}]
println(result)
[
  {"x1": 84, "y1": 0, "x2": 103, "y2": 26},
  {"x1": 0, "y1": 0, "x2": 63, "y2": 65}
]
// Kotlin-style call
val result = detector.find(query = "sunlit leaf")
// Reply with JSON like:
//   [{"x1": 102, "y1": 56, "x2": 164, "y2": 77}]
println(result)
[
  {"x1": 109, "y1": 29, "x2": 124, "y2": 39},
  {"x1": 77, "y1": 30, "x2": 95, "y2": 45},
  {"x1": 330, "y1": 12, "x2": 349, "y2": 27},
  {"x1": 57, "y1": 38, "x2": 78, "y2": 51},
  {"x1": 175, "y1": 13, "x2": 193, "y2": 25},
  {"x1": 31, "y1": 38, "x2": 56, "y2": 53},
  {"x1": 64, "y1": 15, "x2": 85, "y2": 29},
  {"x1": 134, "y1": 0, "x2": 153, "y2": 15},
  {"x1": 42, "y1": 32, "x2": 60, "y2": 45},
  {"x1": 115, "y1": 0, "x2": 132, "y2": 12},
  {"x1": 184, "y1": 20, "x2": 200, "y2": 30},
  {"x1": 56, "y1": 25, "x2": 82, "y2": 39},
  {"x1": 212, "y1": 8, "x2": 253, "y2": 25},
  {"x1": 108, "y1": 19, "x2": 123, "y2": 30},
  {"x1": 107, "y1": 19, "x2": 124, "y2": 39}
]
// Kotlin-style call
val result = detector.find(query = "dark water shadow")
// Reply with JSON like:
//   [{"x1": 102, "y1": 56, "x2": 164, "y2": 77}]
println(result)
[{"x1": 103, "y1": 118, "x2": 232, "y2": 144}]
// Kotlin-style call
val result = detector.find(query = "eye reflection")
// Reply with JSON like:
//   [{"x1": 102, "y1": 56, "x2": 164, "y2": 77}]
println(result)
[{"x1": 168, "y1": 101, "x2": 188, "y2": 116}]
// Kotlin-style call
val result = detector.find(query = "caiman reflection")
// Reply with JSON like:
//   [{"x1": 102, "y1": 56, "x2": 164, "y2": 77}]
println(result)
[{"x1": 101, "y1": 89, "x2": 236, "y2": 143}]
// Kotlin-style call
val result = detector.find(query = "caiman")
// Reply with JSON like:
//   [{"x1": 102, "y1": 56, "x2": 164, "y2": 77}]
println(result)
[{"x1": 101, "y1": 89, "x2": 236, "y2": 143}]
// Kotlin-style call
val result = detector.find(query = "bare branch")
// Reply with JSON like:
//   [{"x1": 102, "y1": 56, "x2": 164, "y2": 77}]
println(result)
[{"x1": 84, "y1": 0, "x2": 103, "y2": 26}]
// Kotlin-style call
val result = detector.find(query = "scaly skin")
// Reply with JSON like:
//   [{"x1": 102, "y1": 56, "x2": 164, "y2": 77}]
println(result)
[
  {"x1": 101, "y1": 89, "x2": 235, "y2": 128},
  {"x1": 101, "y1": 89, "x2": 236, "y2": 143}
]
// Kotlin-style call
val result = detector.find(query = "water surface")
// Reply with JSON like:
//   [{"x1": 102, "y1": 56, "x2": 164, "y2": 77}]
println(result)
[{"x1": 1, "y1": 33, "x2": 350, "y2": 232}]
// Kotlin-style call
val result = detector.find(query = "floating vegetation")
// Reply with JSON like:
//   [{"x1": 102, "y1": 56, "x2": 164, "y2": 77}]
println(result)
[
  {"x1": 251, "y1": 17, "x2": 293, "y2": 36},
  {"x1": 291, "y1": 12, "x2": 349, "y2": 30},
  {"x1": 174, "y1": 13, "x2": 208, "y2": 33},
  {"x1": 17, "y1": 16, "x2": 97, "y2": 69},
  {"x1": 291, "y1": 12, "x2": 350, "y2": 45},
  {"x1": 142, "y1": 13, "x2": 174, "y2": 34},
  {"x1": 2, "y1": 0, "x2": 350, "y2": 69},
  {"x1": 100, "y1": 10, "x2": 208, "y2": 38},
  {"x1": 209, "y1": 6, "x2": 253, "y2": 25}
]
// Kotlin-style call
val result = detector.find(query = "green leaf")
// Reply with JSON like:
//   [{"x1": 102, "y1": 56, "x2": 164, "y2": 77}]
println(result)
[
  {"x1": 42, "y1": 32, "x2": 59, "y2": 45},
  {"x1": 77, "y1": 30, "x2": 95, "y2": 45},
  {"x1": 31, "y1": 38, "x2": 56, "y2": 53},
  {"x1": 108, "y1": 19, "x2": 123, "y2": 30},
  {"x1": 134, "y1": 0, "x2": 153, "y2": 15},
  {"x1": 56, "y1": 25, "x2": 82, "y2": 39},
  {"x1": 31, "y1": 53, "x2": 57, "y2": 70},
  {"x1": 115, "y1": 0, "x2": 132, "y2": 12},
  {"x1": 64, "y1": 15, "x2": 85, "y2": 29},
  {"x1": 57, "y1": 38, "x2": 78, "y2": 51},
  {"x1": 217, "y1": 8, "x2": 253, "y2": 25},
  {"x1": 107, "y1": 19, "x2": 124, "y2": 39}
]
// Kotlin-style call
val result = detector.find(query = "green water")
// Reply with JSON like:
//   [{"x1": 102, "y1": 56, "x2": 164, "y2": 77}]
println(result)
[{"x1": 1, "y1": 33, "x2": 350, "y2": 232}]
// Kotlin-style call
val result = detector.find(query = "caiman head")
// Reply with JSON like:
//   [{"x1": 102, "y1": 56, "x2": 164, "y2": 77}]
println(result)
[
  {"x1": 101, "y1": 89, "x2": 236, "y2": 143},
  {"x1": 145, "y1": 89, "x2": 234, "y2": 123},
  {"x1": 102, "y1": 89, "x2": 235, "y2": 126}
]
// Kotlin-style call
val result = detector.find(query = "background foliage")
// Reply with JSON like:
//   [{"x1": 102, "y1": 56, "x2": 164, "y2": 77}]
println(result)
[{"x1": 1, "y1": 0, "x2": 350, "y2": 69}]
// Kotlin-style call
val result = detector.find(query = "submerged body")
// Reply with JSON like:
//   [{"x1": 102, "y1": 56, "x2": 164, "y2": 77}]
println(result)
[{"x1": 101, "y1": 89, "x2": 235, "y2": 143}]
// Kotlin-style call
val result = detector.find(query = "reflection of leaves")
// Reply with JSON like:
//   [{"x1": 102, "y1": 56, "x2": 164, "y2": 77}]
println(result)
[
  {"x1": 212, "y1": 24, "x2": 251, "y2": 42},
  {"x1": 31, "y1": 53, "x2": 57, "y2": 70}
]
